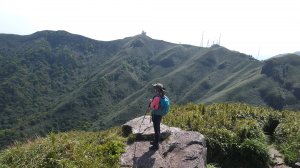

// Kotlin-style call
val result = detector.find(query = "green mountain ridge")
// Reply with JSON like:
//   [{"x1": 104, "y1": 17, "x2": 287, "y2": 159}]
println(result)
[{"x1": 0, "y1": 30, "x2": 300, "y2": 149}]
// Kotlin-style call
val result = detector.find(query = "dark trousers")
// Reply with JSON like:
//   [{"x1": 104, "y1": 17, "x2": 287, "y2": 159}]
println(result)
[{"x1": 152, "y1": 114, "x2": 162, "y2": 145}]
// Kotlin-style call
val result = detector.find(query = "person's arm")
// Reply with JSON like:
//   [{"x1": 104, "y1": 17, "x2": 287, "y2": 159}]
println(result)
[{"x1": 150, "y1": 97, "x2": 160, "y2": 110}]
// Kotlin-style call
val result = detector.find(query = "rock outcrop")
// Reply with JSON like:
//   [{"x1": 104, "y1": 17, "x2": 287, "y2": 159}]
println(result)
[{"x1": 121, "y1": 116, "x2": 207, "y2": 168}]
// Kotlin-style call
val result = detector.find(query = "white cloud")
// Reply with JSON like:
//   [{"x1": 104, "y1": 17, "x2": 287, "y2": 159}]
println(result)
[{"x1": 0, "y1": 0, "x2": 299, "y2": 60}]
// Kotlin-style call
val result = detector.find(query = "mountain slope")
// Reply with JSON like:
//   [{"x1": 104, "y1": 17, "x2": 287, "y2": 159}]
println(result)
[
  {"x1": 0, "y1": 31, "x2": 300, "y2": 149},
  {"x1": 1, "y1": 103, "x2": 299, "y2": 167}
]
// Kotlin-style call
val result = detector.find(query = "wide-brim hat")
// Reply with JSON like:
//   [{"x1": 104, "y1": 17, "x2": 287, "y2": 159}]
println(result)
[{"x1": 152, "y1": 83, "x2": 165, "y2": 91}]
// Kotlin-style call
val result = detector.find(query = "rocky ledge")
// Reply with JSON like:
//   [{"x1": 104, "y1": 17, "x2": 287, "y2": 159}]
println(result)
[{"x1": 120, "y1": 115, "x2": 207, "y2": 168}]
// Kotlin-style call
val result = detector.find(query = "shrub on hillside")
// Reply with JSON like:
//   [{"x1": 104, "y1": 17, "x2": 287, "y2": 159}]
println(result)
[
  {"x1": 239, "y1": 139, "x2": 270, "y2": 168},
  {"x1": 0, "y1": 128, "x2": 125, "y2": 168},
  {"x1": 274, "y1": 111, "x2": 300, "y2": 166},
  {"x1": 234, "y1": 119, "x2": 266, "y2": 142},
  {"x1": 163, "y1": 103, "x2": 299, "y2": 168}
]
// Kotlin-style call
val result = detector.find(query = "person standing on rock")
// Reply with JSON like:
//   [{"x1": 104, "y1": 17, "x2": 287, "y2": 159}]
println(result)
[{"x1": 149, "y1": 83, "x2": 170, "y2": 150}]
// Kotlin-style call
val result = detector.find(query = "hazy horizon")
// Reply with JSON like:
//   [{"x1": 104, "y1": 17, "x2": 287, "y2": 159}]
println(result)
[{"x1": 1, "y1": 0, "x2": 299, "y2": 60}]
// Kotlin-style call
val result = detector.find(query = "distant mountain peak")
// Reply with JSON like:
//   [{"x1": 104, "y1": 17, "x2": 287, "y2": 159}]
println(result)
[
  {"x1": 269, "y1": 53, "x2": 300, "y2": 60},
  {"x1": 31, "y1": 30, "x2": 71, "y2": 37},
  {"x1": 122, "y1": 33, "x2": 153, "y2": 49},
  {"x1": 294, "y1": 51, "x2": 300, "y2": 56}
]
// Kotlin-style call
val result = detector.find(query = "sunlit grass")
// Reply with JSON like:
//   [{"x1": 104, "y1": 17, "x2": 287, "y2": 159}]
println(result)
[
  {"x1": 0, "y1": 127, "x2": 125, "y2": 168},
  {"x1": 163, "y1": 103, "x2": 300, "y2": 167}
]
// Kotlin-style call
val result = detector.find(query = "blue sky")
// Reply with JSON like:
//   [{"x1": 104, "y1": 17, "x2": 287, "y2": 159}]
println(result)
[{"x1": 1, "y1": 0, "x2": 299, "y2": 60}]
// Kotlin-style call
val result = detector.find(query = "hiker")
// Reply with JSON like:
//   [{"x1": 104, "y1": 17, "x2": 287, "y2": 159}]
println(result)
[{"x1": 149, "y1": 83, "x2": 170, "y2": 150}]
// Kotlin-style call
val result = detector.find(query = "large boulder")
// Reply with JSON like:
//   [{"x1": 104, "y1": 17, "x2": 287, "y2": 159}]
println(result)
[
  {"x1": 121, "y1": 115, "x2": 207, "y2": 168},
  {"x1": 122, "y1": 115, "x2": 171, "y2": 140}
]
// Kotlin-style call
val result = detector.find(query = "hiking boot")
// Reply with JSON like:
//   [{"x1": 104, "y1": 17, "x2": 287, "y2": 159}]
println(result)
[
  {"x1": 150, "y1": 138, "x2": 161, "y2": 145},
  {"x1": 149, "y1": 144, "x2": 159, "y2": 150}
]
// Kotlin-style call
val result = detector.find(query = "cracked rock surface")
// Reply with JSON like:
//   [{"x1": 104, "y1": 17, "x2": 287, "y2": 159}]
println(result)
[{"x1": 121, "y1": 115, "x2": 207, "y2": 168}]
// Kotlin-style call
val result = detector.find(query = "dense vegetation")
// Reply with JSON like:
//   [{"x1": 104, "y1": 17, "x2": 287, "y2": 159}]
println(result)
[
  {"x1": 0, "y1": 103, "x2": 299, "y2": 167},
  {"x1": 163, "y1": 103, "x2": 300, "y2": 167},
  {"x1": 0, "y1": 30, "x2": 300, "y2": 150},
  {"x1": 0, "y1": 128, "x2": 125, "y2": 168}
]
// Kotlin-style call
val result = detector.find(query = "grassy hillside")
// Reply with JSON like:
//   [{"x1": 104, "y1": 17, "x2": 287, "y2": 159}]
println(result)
[
  {"x1": 0, "y1": 31, "x2": 126, "y2": 148},
  {"x1": 163, "y1": 103, "x2": 300, "y2": 167},
  {"x1": 0, "y1": 128, "x2": 125, "y2": 168},
  {"x1": 0, "y1": 103, "x2": 299, "y2": 168},
  {"x1": 0, "y1": 31, "x2": 300, "y2": 149},
  {"x1": 261, "y1": 54, "x2": 300, "y2": 109}
]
